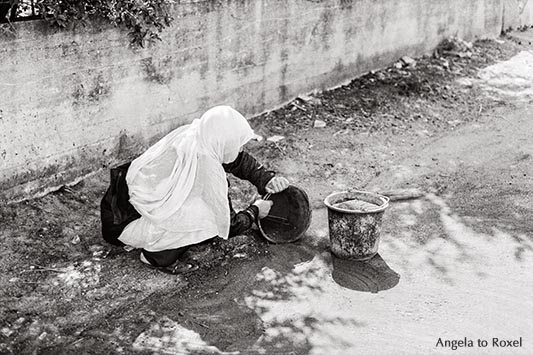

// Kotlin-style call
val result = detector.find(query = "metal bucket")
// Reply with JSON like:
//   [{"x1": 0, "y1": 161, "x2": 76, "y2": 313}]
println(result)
[
  {"x1": 258, "y1": 185, "x2": 311, "y2": 243},
  {"x1": 324, "y1": 190, "x2": 389, "y2": 260}
]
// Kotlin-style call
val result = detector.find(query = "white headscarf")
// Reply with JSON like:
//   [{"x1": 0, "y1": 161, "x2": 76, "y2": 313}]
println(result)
[{"x1": 125, "y1": 106, "x2": 255, "y2": 242}]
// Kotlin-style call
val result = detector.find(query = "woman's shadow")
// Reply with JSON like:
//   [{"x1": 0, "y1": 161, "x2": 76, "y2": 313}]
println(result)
[{"x1": 331, "y1": 253, "x2": 400, "y2": 293}]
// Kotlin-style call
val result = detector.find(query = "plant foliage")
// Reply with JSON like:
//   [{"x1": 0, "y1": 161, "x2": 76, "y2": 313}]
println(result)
[{"x1": 1, "y1": 0, "x2": 174, "y2": 46}]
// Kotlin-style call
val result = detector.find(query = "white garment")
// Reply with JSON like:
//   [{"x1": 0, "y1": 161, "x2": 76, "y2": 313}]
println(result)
[{"x1": 119, "y1": 106, "x2": 255, "y2": 251}]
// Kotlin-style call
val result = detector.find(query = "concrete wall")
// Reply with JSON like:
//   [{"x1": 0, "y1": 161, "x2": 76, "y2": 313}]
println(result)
[
  {"x1": 0, "y1": 0, "x2": 509, "y2": 202},
  {"x1": 503, "y1": 0, "x2": 533, "y2": 28}
]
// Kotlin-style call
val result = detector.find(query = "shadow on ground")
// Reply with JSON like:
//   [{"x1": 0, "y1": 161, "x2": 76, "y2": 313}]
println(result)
[
  {"x1": 381, "y1": 182, "x2": 533, "y2": 285},
  {"x1": 331, "y1": 254, "x2": 400, "y2": 293}
]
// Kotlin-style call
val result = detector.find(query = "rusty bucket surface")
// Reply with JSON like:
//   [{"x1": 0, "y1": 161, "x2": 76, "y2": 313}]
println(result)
[{"x1": 324, "y1": 190, "x2": 389, "y2": 260}]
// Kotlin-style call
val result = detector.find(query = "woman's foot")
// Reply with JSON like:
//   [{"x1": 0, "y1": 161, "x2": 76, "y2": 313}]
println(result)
[
  {"x1": 140, "y1": 252, "x2": 199, "y2": 275},
  {"x1": 159, "y1": 261, "x2": 199, "y2": 275}
]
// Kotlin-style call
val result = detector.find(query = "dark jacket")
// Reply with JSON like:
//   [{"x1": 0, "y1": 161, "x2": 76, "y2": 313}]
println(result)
[{"x1": 100, "y1": 151, "x2": 275, "y2": 246}]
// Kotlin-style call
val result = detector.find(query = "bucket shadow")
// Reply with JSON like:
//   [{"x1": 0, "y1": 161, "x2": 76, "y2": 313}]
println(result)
[{"x1": 331, "y1": 253, "x2": 400, "y2": 293}]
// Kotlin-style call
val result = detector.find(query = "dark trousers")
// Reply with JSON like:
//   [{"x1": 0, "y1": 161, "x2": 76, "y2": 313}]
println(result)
[{"x1": 102, "y1": 193, "x2": 217, "y2": 267}]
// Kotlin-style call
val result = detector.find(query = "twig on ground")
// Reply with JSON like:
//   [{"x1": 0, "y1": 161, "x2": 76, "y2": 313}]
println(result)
[
  {"x1": 21, "y1": 264, "x2": 66, "y2": 273},
  {"x1": 291, "y1": 102, "x2": 307, "y2": 112},
  {"x1": 70, "y1": 338, "x2": 85, "y2": 347},
  {"x1": 273, "y1": 142, "x2": 286, "y2": 156},
  {"x1": 60, "y1": 186, "x2": 76, "y2": 194},
  {"x1": 190, "y1": 319, "x2": 210, "y2": 329},
  {"x1": 377, "y1": 188, "x2": 425, "y2": 201},
  {"x1": 21, "y1": 268, "x2": 63, "y2": 273},
  {"x1": 333, "y1": 129, "x2": 349, "y2": 136}
]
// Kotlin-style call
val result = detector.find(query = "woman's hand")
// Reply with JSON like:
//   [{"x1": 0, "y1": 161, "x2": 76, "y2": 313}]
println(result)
[
  {"x1": 253, "y1": 199, "x2": 273, "y2": 219},
  {"x1": 265, "y1": 176, "x2": 290, "y2": 194}
]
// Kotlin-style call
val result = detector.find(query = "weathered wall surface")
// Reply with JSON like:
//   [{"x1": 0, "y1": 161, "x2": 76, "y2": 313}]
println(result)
[
  {"x1": 0, "y1": 0, "x2": 508, "y2": 202},
  {"x1": 503, "y1": 0, "x2": 533, "y2": 28}
]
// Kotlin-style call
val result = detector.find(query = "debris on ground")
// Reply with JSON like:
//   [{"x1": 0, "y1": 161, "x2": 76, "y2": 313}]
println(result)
[
  {"x1": 297, "y1": 93, "x2": 322, "y2": 106},
  {"x1": 313, "y1": 120, "x2": 327, "y2": 128},
  {"x1": 290, "y1": 102, "x2": 307, "y2": 112},
  {"x1": 373, "y1": 188, "x2": 425, "y2": 201},
  {"x1": 253, "y1": 37, "x2": 519, "y2": 167},
  {"x1": 456, "y1": 78, "x2": 474, "y2": 87},
  {"x1": 435, "y1": 36, "x2": 473, "y2": 58},
  {"x1": 266, "y1": 135, "x2": 285, "y2": 143},
  {"x1": 252, "y1": 133, "x2": 264, "y2": 142},
  {"x1": 400, "y1": 56, "x2": 417, "y2": 68}
]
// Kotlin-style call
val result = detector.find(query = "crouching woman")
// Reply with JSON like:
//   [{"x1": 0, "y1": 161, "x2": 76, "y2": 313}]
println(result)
[{"x1": 100, "y1": 106, "x2": 289, "y2": 274}]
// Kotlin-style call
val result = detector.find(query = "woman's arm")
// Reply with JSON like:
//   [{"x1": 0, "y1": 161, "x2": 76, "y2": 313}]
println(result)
[
  {"x1": 223, "y1": 151, "x2": 275, "y2": 195},
  {"x1": 228, "y1": 197, "x2": 259, "y2": 237},
  {"x1": 224, "y1": 151, "x2": 284, "y2": 236}
]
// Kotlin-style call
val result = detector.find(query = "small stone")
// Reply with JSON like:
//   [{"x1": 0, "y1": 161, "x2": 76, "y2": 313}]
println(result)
[
  {"x1": 393, "y1": 62, "x2": 403, "y2": 69},
  {"x1": 89, "y1": 245, "x2": 104, "y2": 253},
  {"x1": 447, "y1": 120, "x2": 461, "y2": 126},
  {"x1": 1, "y1": 327, "x2": 14, "y2": 337},
  {"x1": 298, "y1": 95, "x2": 322, "y2": 105},
  {"x1": 401, "y1": 56, "x2": 417, "y2": 67},
  {"x1": 313, "y1": 120, "x2": 327, "y2": 128},
  {"x1": 38, "y1": 332, "x2": 48, "y2": 341},
  {"x1": 462, "y1": 39, "x2": 473, "y2": 49},
  {"x1": 123, "y1": 245, "x2": 135, "y2": 252},
  {"x1": 456, "y1": 78, "x2": 473, "y2": 87},
  {"x1": 267, "y1": 135, "x2": 285, "y2": 143},
  {"x1": 71, "y1": 235, "x2": 81, "y2": 245}
]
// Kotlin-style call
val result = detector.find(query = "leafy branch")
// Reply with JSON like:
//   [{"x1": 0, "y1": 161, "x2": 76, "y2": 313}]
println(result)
[{"x1": 1, "y1": 0, "x2": 175, "y2": 47}]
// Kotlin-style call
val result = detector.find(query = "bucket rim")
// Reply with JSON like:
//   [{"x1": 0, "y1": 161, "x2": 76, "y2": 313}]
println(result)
[{"x1": 324, "y1": 190, "x2": 390, "y2": 214}]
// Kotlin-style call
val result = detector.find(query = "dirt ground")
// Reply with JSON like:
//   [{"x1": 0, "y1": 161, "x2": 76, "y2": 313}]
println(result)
[{"x1": 1, "y1": 32, "x2": 533, "y2": 354}]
